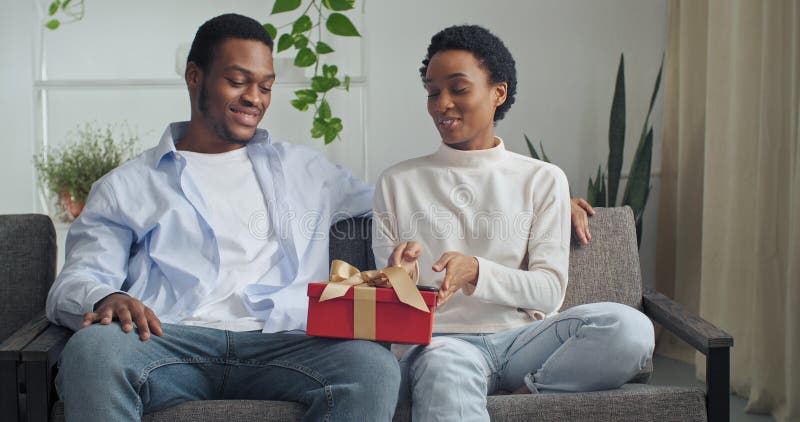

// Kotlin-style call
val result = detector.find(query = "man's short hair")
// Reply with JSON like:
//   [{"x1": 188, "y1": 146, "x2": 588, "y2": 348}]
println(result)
[
  {"x1": 420, "y1": 25, "x2": 517, "y2": 122},
  {"x1": 187, "y1": 13, "x2": 274, "y2": 72}
]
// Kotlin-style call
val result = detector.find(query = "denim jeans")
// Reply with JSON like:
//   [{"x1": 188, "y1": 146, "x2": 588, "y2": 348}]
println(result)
[
  {"x1": 56, "y1": 323, "x2": 401, "y2": 422},
  {"x1": 399, "y1": 302, "x2": 655, "y2": 422}
]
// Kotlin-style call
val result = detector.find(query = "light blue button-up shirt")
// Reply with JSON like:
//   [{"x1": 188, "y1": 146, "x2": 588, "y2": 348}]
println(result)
[{"x1": 46, "y1": 122, "x2": 373, "y2": 333}]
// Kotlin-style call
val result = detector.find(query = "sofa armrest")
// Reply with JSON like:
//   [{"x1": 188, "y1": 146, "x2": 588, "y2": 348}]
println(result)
[
  {"x1": 0, "y1": 312, "x2": 51, "y2": 422},
  {"x1": 642, "y1": 288, "x2": 732, "y2": 354},
  {"x1": 21, "y1": 323, "x2": 73, "y2": 422},
  {"x1": 642, "y1": 288, "x2": 733, "y2": 422}
]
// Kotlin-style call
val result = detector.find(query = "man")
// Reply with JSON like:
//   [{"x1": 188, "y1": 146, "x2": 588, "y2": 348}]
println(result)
[{"x1": 47, "y1": 14, "x2": 399, "y2": 421}]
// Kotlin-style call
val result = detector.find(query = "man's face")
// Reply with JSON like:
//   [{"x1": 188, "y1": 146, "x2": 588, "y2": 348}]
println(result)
[{"x1": 192, "y1": 38, "x2": 275, "y2": 145}]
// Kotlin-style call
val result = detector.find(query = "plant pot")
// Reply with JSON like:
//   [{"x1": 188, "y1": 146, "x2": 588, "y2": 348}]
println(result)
[{"x1": 59, "y1": 192, "x2": 84, "y2": 219}]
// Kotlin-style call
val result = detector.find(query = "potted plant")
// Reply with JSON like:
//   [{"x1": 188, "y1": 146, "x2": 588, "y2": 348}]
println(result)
[{"x1": 34, "y1": 122, "x2": 139, "y2": 221}]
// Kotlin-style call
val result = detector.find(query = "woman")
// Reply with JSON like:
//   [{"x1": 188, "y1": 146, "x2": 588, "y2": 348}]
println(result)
[{"x1": 372, "y1": 25, "x2": 654, "y2": 421}]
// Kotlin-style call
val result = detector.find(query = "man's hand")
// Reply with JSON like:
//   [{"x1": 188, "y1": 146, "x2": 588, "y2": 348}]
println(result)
[
  {"x1": 82, "y1": 293, "x2": 163, "y2": 341},
  {"x1": 388, "y1": 241, "x2": 422, "y2": 280},
  {"x1": 432, "y1": 252, "x2": 479, "y2": 306},
  {"x1": 571, "y1": 197, "x2": 596, "y2": 245}
]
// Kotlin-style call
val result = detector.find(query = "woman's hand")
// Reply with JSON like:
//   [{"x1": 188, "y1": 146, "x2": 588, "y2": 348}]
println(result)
[
  {"x1": 571, "y1": 197, "x2": 595, "y2": 245},
  {"x1": 432, "y1": 252, "x2": 479, "y2": 306},
  {"x1": 388, "y1": 241, "x2": 422, "y2": 280}
]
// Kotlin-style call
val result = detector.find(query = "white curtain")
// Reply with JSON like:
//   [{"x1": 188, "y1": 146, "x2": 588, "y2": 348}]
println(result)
[{"x1": 657, "y1": 1, "x2": 800, "y2": 420}]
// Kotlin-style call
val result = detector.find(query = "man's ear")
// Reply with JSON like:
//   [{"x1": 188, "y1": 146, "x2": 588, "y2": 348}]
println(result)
[
  {"x1": 185, "y1": 61, "x2": 202, "y2": 92},
  {"x1": 493, "y1": 82, "x2": 508, "y2": 107}
]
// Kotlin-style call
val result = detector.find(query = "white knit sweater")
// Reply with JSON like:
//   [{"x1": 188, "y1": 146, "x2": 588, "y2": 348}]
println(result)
[{"x1": 372, "y1": 138, "x2": 571, "y2": 333}]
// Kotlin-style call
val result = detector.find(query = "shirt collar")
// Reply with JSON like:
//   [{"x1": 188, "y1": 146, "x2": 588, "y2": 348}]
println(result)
[
  {"x1": 432, "y1": 136, "x2": 507, "y2": 167},
  {"x1": 151, "y1": 121, "x2": 273, "y2": 168}
]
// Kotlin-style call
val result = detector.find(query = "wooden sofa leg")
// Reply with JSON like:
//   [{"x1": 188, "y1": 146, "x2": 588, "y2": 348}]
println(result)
[{"x1": 706, "y1": 347, "x2": 730, "y2": 422}]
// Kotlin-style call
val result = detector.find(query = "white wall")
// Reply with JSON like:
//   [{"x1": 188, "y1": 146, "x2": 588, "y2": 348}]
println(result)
[
  {"x1": 0, "y1": 0, "x2": 667, "y2": 285},
  {"x1": 0, "y1": 1, "x2": 36, "y2": 213}
]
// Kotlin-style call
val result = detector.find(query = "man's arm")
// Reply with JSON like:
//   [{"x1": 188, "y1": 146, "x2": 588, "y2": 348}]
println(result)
[
  {"x1": 321, "y1": 155, "x2": 374, "y2": 223},
  {"x1": 46, "y1": 180, "x2": 161, "y2": 340}
]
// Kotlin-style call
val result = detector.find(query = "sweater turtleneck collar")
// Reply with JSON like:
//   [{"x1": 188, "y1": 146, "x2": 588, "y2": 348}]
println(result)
[{"x1": 432, "y1": 136, "x2": 507, "y2": 167}]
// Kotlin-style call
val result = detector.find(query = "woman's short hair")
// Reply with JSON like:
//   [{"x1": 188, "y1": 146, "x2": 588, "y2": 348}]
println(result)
[{"x1": 420, "y1": 25, "x2": 517, "y2": 122}]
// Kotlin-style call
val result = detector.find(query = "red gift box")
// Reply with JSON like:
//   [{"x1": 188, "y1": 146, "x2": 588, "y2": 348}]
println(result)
[{"x1": 307, "y1": 282, "x2": 437, "y2": 345}]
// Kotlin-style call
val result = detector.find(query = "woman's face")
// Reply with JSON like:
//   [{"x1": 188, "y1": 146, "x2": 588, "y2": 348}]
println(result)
[{"x1": 424, "y1": 50, "x2": 507, "y2": 150}]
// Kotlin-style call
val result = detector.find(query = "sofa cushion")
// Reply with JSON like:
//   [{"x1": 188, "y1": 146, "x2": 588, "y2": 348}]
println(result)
[
  {"x1": 0, "y1": 214, "x2": 56, "y2": 341},
  {"x1": 51, "y1": 385, "x2": 705, "y2": 422}
]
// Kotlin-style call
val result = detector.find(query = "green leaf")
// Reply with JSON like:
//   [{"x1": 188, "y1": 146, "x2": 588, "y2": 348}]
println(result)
[
  {"x1": 539, "y1": 140, "x2": 551, "y2": 163},
  {"x1": 262, "y1": 23, "x2": 278, "y2": 41},
  {"x1": 311, "y1": 76, "x2": 340, "y2": 92},
  {"x1": 318, "y1": 99, "x2": 332, "y2": 119},
  {"x1": 324, "y1": 128, "x2": 339, "y2": 144},
  {"x1": 326, "y1": 13, "x2": 361, "y2": 36},
  {"x1": 62, "y1": 0, "x2": 72, "y2": 9},
  {"x1": 291, "y1": 99, "x2": 310, "y2": 111},
  {"x1": 587, "y1": 177, "x2": 596, "y2": 207},
  {"x1": 322, "y1": 64, "x2": 338, "y2": 78},
  {"x1": 295, "y1": 89, "x2": 318, "y2": 103},
  {"x1": 324, "y1": 118, "x2": 342, "y2": 144},
  {"x1": 45, "y1": 19, "x2": 60, "y2": 30},
  {"x1": 606, "y1": 54, "x2": 626, "y2": 207},
  {"x1": 49, "y1": 0, "x2": 60, "y2": 16},
  {"x1": 621, "y1": 126, "x2": 653, "y2": 221},
  {"x1": 293, "y1": 34, "x2": 309, "y2": 49},
  {"x1": 311, "y1": 118, "x2": 327, "y2": 138},
  {"x1": 316, "y1": 41, "x2": 334, "y2": 54},
  {"x1": 277, "y1": 34, "x2": 294, "y2": 53},
  {"x1": 343, "y1": 75, "x2": 351, "y2": 91},
  {"x1": 271, "y1": 0, "x2": 302, "y2": 14},
  {"x1": 329, "y1": 117, "x2": 343, "y2": 132},
  {"x1": 322, "y1": 0, "x2": 355, "y2": 11},
  {"x1": 646, "y1": 57, "x2": 663, "y2": 118},
  {"x1": 294, "y1": 48, "x2": 317, "y2": 67},
  {"x1": 524, "y1": 134, "x2": 540, "y2": 160},
  {"x1": 292, "y1": 15, "x2": 313, "y2": 35},
  {"x1": 588, "y1": 166, "x2": 607, "y2": 207}
]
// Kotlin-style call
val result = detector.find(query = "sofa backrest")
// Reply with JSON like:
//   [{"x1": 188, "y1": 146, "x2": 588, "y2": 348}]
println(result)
[
  {"x1": 328, "y1": 206, "x2": 643, "y2": 311},
  {"x1": 0, "y1": 214, "x2": 57, "y2": 341},
  {"x1": 563, "y1": 207, "x2": 644, "y2": 311}
]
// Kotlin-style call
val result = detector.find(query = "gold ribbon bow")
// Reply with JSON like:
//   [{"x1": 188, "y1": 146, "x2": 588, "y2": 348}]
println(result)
[{"x1": 319, "y1": 260, "x2": 430, "y2": 340}]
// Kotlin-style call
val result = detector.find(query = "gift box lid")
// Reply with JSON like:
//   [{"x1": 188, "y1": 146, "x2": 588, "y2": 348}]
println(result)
[{"x1": 307, "y1": 282, "x2": 437, "y2": 306}]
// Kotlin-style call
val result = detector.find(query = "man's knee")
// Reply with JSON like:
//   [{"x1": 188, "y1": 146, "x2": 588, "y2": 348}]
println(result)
[
  {"x1": 63, "y1": 324, "x2": 121, "y2": 365},
  {"x1": 337, "y1": 340, "x2": 401, "y2": 394}
]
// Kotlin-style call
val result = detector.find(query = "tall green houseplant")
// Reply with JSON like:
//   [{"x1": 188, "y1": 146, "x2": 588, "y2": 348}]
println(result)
[{"x1": 527, "y1": 54, "x2": 662, "y2": 246}]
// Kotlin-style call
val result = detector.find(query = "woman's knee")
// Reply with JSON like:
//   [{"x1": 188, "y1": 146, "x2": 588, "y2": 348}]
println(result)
[
  {"x1": 594, "y1": 302, "x2": 654, "y2": 363},
  {"x1": 404, "y1": 337, "x2": 487, "y2": 385}
]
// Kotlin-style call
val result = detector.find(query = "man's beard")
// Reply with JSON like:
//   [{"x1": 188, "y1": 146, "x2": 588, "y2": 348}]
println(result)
[{"x1": 198, "y1": 81, "x2": 252, "y2": 145}]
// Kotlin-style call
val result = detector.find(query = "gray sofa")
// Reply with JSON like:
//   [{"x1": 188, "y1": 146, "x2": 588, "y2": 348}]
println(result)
[{"x1": 1, "y1": 208, "x2": 732, "y2": 421}]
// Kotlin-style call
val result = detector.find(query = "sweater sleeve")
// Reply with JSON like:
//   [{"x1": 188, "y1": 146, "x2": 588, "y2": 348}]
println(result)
[
  {"x1": 465, "y1": 166, "x2": 571, "y2": 314},
  {"x1": 371, "y1": 175, "x2": 397, "y2": 270}
]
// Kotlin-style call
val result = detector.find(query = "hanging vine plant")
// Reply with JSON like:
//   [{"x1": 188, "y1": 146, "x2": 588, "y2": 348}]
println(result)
[
  {"x1": 44, "y1": 0, "x2": 361, "y2": 145},
  {"x1": 263, "y1": 0, "x2": 361, "y2": 144}
]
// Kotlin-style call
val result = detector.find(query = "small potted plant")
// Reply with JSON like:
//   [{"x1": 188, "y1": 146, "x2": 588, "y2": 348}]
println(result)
[{"x1": 34, "y1": 122, "x2": 139, "y2": 221}]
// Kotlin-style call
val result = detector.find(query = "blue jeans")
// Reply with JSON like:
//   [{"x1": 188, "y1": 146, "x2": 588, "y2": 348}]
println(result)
[
  {"x1": 399, "y1": 302, "x2": 655, "y2": 422},
  {"x1": 56, "y1": 323, "x2": 400, "y2": 422}
]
